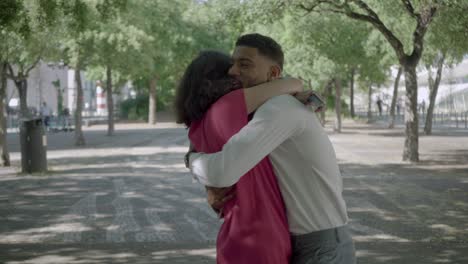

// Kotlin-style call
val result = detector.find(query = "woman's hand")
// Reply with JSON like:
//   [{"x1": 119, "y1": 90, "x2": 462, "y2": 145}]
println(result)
[{"x1": 205, "y1": 186, "x2": 235, "y2": 218}]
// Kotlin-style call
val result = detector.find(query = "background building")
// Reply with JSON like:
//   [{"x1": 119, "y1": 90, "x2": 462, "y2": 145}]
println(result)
[{"x1": 6, "y1": 61, "x2": 134, "y2": 120}]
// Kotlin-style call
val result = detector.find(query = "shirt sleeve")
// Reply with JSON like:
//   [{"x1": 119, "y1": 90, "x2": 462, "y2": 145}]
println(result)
[{"x1": 189, "y1": 95, "x2": 306, "y2": 187}]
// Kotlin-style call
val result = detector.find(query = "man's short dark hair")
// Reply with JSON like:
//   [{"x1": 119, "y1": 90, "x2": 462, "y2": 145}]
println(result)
[{"x1": 235, "y1": 33, "x2": 284, "y2": 70}]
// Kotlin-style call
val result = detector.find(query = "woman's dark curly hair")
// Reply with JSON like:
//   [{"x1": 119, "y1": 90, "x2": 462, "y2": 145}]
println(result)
[{"x1": 174, "y1": 51, "x2": 243, "y2": 127}]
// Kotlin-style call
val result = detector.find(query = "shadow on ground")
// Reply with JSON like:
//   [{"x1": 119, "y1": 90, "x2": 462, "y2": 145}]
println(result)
[
  {"x1": 355, "y1": 241, "x2": 468, "y2": 264},
  {"x1": 7, "y1": 127, "x2": 187, "y2": 153},
  {"x1": 2, "y1": 120, "x2": 468, "y2": 263},
  {"x1": 340, "y1": 161, "x2": 468, "y2": 264},
  {"x1": 0, "y1": 243, "x2": 216, "y2": 264}
]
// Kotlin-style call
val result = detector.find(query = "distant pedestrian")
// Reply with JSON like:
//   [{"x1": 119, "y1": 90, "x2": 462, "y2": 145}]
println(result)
[
  {"x1": 421, "y1": 100, "x2": 426, "y2": 115},
  {"x1": 40, "y1": 102, "x2": 51, "y2": 130},
  {"x1": 63, "y1": 108, "x2": 71, "y2": 131},
  {"x1": 377, "y1": 97, "x2": 383, "y2": 116},
  {"x1": 396, "y1": 97, "x2": 403, "y2": 117}
]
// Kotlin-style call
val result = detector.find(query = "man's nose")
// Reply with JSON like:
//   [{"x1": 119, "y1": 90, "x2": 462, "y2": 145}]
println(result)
[{"x1": 228, "y1": 65, "x2": 240, "y2": 77}]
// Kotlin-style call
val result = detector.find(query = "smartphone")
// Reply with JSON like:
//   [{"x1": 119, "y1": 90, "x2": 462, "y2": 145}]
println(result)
[{"x1": 307, "y1": 94, "x2": 325, "y2": 111}]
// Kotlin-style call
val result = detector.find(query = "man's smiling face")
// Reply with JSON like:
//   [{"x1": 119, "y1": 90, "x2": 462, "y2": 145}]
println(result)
[{"x1": 228, "y1": 46, "x2": 276, "y2": 88}]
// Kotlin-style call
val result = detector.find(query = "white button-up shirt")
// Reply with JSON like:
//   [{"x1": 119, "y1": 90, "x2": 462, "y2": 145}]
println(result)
[{"x1": 189, "y1": 95, "x2": 348, "y2": 235}]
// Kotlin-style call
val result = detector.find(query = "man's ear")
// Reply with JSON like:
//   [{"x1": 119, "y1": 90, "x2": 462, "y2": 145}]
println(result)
[{"x1": 268, "y1": 65, "x2": 282, "y2": 81}]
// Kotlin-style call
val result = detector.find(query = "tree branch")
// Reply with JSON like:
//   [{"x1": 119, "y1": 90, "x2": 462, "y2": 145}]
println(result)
[
  {"x1": 6, "y1": 63, "x2": 17, "y2": 81},
  {"x1": 401, "y1": 0, "x2": 419, "y2": 18},
  {"x1": 434, "y1": 52, "x2": 445, "y2": 88},
  {"x1": 298, "y1": 0, "x2": 411, "y2": 62},
  {"x1": 411, "y1": 6, "x2": 437, "y2": 62},
  {"x1": 5, "y1": 73, "x2": 14, "y2": 80},
  {"x1": 25, "y1": 56, "x2": 42, "y2": 76},
  {"x1": 299, "y1": 0, "x2": 349, "y2": 14},
  {"x1": 273, "y1": 0, "x2": 286, "y2": 12},
  {"x1": 301, "y1": 0, "x2": 406, "y2": 59},
  {"x1": 425, "y1": 63, "x2": 434, "y2": 90},
  {"x1": 299, "y1": 1, "x2": 326, "y2": 14},
  {"x1": 350, "y1": 0, "x2": 381, "y2": 20},
  {"x1": 349, "y1": 1, "x2": 411, "y2": 59}
]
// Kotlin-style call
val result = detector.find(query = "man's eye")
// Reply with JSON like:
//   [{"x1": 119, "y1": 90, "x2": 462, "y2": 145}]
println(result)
[{"x1": 240, "y1": 64, "x2": 250, "y2": 68}]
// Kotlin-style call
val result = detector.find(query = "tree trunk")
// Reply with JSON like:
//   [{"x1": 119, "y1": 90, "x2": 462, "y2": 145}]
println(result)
[
  {"x1": 7, "y1": 60, "x2": 41, "y2": 119},
  {"x1": 320, "y1": 80, "x2": 333, "y2": 126},
  {"x1": 148, "y1": 77, "x2": 157, "y2": 125},
  {"x1": 367, "y1": 84, "x2": 373, "y2": 122},
  {"x1": 106, "y1": 65, "x2": 114, "y2": 136},
  {"x1": 424, "y1": 53, "x2": 445, "y2": 135},
  {"x1": 350, "y1": 68, "x2": 355, "y2": 118},
  {"x1": 402, "y1": 65, "x2": 419, "y2": 162},
  {"x1": 334, "y1": 78, "x2": 342, "y2": 132},
  {"x1": 56, "y1": 85, "x2": 63, "y2": 116},
  {"x1": 0, "y1": 62, "x2": 10, "y2": 166},
  {"x1": 309, "y1": 0, "x2": 436, "y2": 163},
  {"x1": 389, "y1": 67, "x2": 403, "y2": 128},
  {"x1": 74, "y1": 63, "x2": 86, "y2": 146},
  {"x1": 15, "y1": 78, "x2": 29, "y2": 118}
]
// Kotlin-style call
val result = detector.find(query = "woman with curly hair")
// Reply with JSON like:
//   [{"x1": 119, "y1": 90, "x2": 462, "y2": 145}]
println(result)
[{"x1": 175, "y1": 50, "x2": 311, "y2": 263}]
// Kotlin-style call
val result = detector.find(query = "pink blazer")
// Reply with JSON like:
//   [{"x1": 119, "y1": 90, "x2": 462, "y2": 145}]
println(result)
[{"x1": 189, "y1": 89, "x2": 291, "y2": 264}]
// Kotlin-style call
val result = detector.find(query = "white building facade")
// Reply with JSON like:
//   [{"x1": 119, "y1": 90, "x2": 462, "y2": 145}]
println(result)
[{"x1": 6, "y1": 61, "x2": 134, "y2": 118}]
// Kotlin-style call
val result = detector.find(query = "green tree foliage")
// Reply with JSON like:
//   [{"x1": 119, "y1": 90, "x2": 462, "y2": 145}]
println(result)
[
  {"x1": 283, "y1": 0, "x2": 442, "y2": 162},
  {"x1": 120, "y1": 0, "x2": 238, "y2": 124},
  {"x1": 1, "y1": 0, "x2": 70, "y2": 165},
  {"x1": 1, "y1": 0, "x2": 467, "y2": 165},
  {"x1": 206, "y1": 0, "x2": 467, "y2": 162}
]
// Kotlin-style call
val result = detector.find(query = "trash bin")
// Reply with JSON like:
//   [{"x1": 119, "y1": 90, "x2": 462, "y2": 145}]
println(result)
[{"x1": 20, "y1": 118, "x2": 47, "y2": 173}]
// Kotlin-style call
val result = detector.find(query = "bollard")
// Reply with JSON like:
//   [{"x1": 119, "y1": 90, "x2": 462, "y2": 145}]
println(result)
[
  {"x1": 456, "y1": 112, "x2": 459, "y2": 128},
  {"x1": 20, "y1": 118, "x2": 48, "y2": 173}
]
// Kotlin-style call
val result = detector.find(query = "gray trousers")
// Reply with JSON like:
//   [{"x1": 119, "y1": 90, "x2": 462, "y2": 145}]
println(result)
[{"x1": 291, "y1": 225, "x2": 356, "y2": 264}]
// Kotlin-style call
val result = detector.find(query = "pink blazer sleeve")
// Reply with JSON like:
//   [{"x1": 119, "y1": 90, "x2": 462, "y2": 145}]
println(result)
[{"x1": 189, "y1": 89, "x2": 248, "y2": 153}]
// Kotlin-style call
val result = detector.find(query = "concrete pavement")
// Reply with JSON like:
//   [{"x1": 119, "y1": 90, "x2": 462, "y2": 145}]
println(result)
[{"x1": 0, "y1": 119, "x2": 467, "y2": 263}]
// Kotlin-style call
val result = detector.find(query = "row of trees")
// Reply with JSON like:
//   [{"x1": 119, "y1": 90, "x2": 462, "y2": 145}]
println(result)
[
  {"x1": 0, "y1": 0, "x2": 237, "y2": 166},
  {"x1": 0, "y1": 0, "x2": 467, "y2": 166},
  {"x1": 211, "y1": 0, "x2": 467, "y2": 162}
]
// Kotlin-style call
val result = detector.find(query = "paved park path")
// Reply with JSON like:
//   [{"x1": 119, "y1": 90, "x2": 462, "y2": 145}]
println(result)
[{"x1": 1, "y1": 117, "x2": 467, "y2": 263}]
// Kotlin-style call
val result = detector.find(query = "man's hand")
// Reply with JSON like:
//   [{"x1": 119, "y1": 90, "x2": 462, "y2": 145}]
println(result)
[
  {"x1": 205, "y1": 186, "x2": 236, "y2": 217},
  {"x1": 294, "y1": 91, "x2": 325, "y2": 112},
  {"x1": 185, "y1": 142, "x2": 196, "y2": 169}
]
